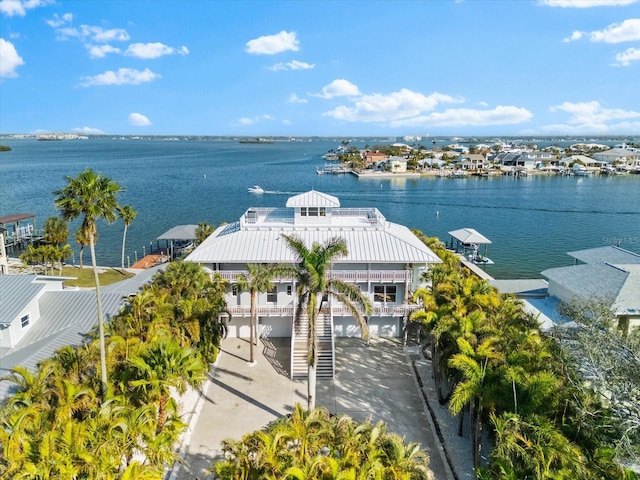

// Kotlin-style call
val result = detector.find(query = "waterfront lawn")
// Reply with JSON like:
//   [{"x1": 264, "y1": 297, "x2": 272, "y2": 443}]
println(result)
[{"x1": 61, "y1": 265, "x2": 135, "y2": 287}]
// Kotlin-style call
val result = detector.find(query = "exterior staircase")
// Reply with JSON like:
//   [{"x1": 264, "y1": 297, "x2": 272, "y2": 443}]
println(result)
[{"x1": 292, "y1": 309, "x2": 334, "y2": 379}]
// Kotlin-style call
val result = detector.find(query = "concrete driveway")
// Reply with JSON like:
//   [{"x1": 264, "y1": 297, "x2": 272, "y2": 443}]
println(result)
[{"x1": 173, "y1": 336, "x2": 454, "y2": 480}]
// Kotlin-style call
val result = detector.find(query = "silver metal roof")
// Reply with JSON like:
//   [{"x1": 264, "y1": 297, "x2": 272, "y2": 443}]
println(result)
[
  {"x1": 285, "y1": 190, "x2": 340, "y2": 208},
  {"x1": 0, "y1": 275, "x2": 49, "y2": 325},
  {"x1": 157, "y1": 224, "x2": 198, "y2": 241},
  {"x1": 0, "y1": 290, "x2": 124, "y2": 400},
  {"x1": 448, "y1": 228, "x2": 492, "y2": 245},
  {"x1": 567, "y1": 246, "x2": 640, "y2": 265},
  {"x1": 186, "y1": 191, "x2": 440, "y2": 265},
  {"x1": 542, "y1": 263, "x2": 640, "y2": 316}
]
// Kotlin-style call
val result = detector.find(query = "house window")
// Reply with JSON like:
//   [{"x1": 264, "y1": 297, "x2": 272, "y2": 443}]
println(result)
[
  {"x1": 267, "y1": 287, "x2": 277, "y2": 303},
  {"x1": 319, "y1": 207, "x2": 326, "y2": 217},
  {"x1": 21, "y1": 314, "x2": 30, "y2": 328},
  {"x1": 286, "y1": 285, "x2": 292, "y2": 296},
  {"x1": 232, "y1": 285, "x2": 239, "y2": 296},
  {"x1": 300, "y1": 207, "x2": 307, "y2": 217},
  {"x1": 374, "y1": 285, "x2": 397, "y2": 303},
  {"x1": 308, "y1": 207, "x2": 318, "y2": 217}
]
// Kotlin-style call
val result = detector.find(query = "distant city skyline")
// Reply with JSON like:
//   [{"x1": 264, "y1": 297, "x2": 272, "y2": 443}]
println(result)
[{"x1": 1, "y1": 0, "x2": 639, "y2": 137}]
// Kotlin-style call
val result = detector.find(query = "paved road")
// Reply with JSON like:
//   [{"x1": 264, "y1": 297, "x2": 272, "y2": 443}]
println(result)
[{"x1": 172, "y1": 336, "x2": 454, "y2": 480}]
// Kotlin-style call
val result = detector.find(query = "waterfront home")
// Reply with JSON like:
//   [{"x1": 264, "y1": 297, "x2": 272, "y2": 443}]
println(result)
[
  {"x1": 541, "y1": 246, "x2": 640, "y2": 333},
  {"x1": 458, "y1": 153, "x2": 486, "y2": 171},
  {"x1": 363, "y1": 150, "x2": 388, "y2": 167},
  {"x1": 387, "y1": 156, "x2": 408, "y2": 173},
  {"x1": 185, "y1": 190, "x2": 441, "y2": 378},
  {"x1": 593, "y1": 147, "x2": 640, "y2": 170},
  {"x1": 0, "y1": 274, "x2": 126, "y2": 400},
  {"x1": 494, "y1": 152, "x2": 537, "y2": 171},
  {"x1": 559, "y1": 155, "x2": 606, "y2": 171}
]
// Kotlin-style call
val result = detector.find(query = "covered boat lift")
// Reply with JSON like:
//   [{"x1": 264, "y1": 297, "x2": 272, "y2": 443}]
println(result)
[
  {"x1": 448, "y1": 228, "x2": 493, "y2": 264},
  {"x1": 156, "y1": 224, "x2": 198, "y2": 260},
  {"x1": 0, "y1": 213, "x2": 42, "y2": 252}
]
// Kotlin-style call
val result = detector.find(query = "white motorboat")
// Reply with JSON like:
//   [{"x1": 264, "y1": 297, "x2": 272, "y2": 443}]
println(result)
[
  {"x1": 248, "y1": 185, "x2": 265, "y2": 193},
  {"x1": 572, "y1": 164, "x2": 591, "y2": 176}
]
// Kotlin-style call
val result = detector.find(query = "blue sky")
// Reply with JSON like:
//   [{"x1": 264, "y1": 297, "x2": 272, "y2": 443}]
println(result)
[{"x1": 1, "y1": 0, "x2": 639, "y2": 137}]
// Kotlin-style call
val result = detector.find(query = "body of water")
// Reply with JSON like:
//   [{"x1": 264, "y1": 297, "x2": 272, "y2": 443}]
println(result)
[{"x1": 1, "y1": 138, "x2": 639, "y2": 279}]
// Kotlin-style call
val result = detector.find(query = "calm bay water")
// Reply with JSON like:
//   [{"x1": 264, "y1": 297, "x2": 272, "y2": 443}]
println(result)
[{"x1": 1, "y1": 138, "x2": 639, "y2": 279}]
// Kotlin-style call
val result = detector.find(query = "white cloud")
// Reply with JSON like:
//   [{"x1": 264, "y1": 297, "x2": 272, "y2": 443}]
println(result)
[
  {"x1": 125, "y1": 42, "x2": 189, "y2": 59},
  {"x1": 54, "y1": 24, "x2": 130, "y2": 43},
  {"x1": 80, "y1": 68, "x2": 160, "y2": 86},
  {"x1": 550, "y1": 100, "x2": 640, "y2": 124},
  {"x1": 128, "y1": 112, "x2": 151, "y2": 126},
  {"x1": 245, "y1": 30, "x2": 299, "y2": 55},
  {"x1": 614, "y1": 46, "x2": 640, "y2": 65},
  {"x1": 589, "y1": 18, "x2": 640, "y2": 43},
  {"x1": 46, "y1": 12, "x2": 73, "y2": 28},
  {"x1": 541, "y1": 0, "x2": 638, "y2": 7},
  {"x1": 232, "y1": 114, "x2": 275, "y2": 126},
  {"x1": 72, "y1": 126, "x2": 106, "y2": 135},
  {"x1": 563, "y1": 30, "x2": 584, "y2": 42},
  {"x1": 282, "y1": 119, "x2": 292, "y2": 125},
  {"x1": 0, "y1": 0, "x2": 53, "y2": 17},
  {"x1": 477, "y1": 101, "x2": 489, "y2": 107},
  {"x1": 313, "y1": 79, "x2": 361, "y2": 99},
  {"x1": 390, "y1": 106, "x2": 533, "y2": 128},
  {"x1": 0, "y1": 38, "x2": 24, "y2": 77},
  {"x1": 323, "y1": 88, "x2": 463, "y2": 122},
  {"x1": 268, "y1": 60, "x2": 315, "y2": 71},
  {"x1": 288, "y1": 93, "x2": 308, "y2": 104},
  {"x1": 86, "y1": 44, "x2": 121, "y2": 58}
]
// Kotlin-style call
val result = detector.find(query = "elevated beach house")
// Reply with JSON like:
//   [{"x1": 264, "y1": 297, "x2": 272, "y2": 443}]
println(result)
[{"x1": 185, "y1": 190, "x2": 441, "y2": 378}]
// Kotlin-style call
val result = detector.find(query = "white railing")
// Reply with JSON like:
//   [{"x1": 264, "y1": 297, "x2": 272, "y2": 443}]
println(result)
[
  {"x1": 227, "y1": 305, "x2": 294, "y2": 317},
  {"x1": 215, "y1": 269, "x2": 410, "y2": 283}
]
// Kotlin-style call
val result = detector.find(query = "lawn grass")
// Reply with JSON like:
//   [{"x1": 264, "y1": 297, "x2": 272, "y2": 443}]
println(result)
[{"x1": 60, "y1": 266, "x2": 135, "y2": 288}]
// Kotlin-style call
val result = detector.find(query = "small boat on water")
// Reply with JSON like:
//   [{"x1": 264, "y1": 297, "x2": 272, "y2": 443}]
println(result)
[
  {"x1": 248, "y1": 185, "x2": 265, "y2": 193},
  {"x1": 572, "y1": 164, "x2": 592, "y2": 176}
]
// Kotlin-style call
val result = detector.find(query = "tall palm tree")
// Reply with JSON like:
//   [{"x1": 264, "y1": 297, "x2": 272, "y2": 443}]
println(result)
[
  {"x1": 54, "y1": 168, "x2": 124, "y2": 396},
  {"x1": 118, "y1": 204, "x2": 137, "y2": 269},
  {"x1": 195, "y1": 222, "x2": 215, "y2": 245},
  {"x1": 282, "y1": 234, "x2": 372, "y2": 411},
  {"x1": 235, "y1": 263, "x2": 289, "y2": 364}
]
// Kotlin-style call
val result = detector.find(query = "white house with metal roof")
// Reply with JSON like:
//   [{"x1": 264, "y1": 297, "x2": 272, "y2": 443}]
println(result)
[
  {"x1": 185, "y1": 190, "x2": 441, "y2": 378},
  {"x1": 0, "y1": 274, "x2": 126, "y2": 400},
  {"x1": 541, "y1": 246, "x2": 640, "y2": 332}
]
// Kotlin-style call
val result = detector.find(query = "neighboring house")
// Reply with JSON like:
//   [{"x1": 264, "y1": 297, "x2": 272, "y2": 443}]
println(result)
[
  {"x1": 593, "y1": 148, "x2": 640, "y2": 168},
  {"x1": 185, "y1": 190, "x2": 441, "y2": 378},
  {"x1": 458, "y1": 154, "x2": 486, "y2": 171},
  {"x1": 0, "y1": 273, "x2": 148, "y2": 401},
  {"x1": 541, "y1": 246, "x2": 640, "y2": 332},
  {"x1": 559, "y1": 155, "x2": 606, "y2": 170},
  {"x1": 363, "y1": 150, "x2": 388, "y2": 167},
  {"x1": 494, "y1": 152, "x2": 537, "y2": 171},
  {"x1": 387, "y1": 155, "x2": 408, "y2": 173}
]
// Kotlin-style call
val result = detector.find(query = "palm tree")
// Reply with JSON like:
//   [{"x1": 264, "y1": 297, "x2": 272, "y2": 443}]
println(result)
[
  {"x1": 448, "y1": 336, "x2": 504, "y2": 469},
  {"x1": 54, "y1": 168, "x2": 124, "y2": 395},
  {"x1": 235, "y1": 263, "x2": 289, "y2": 364},
  {"x1": 43, "y1": 216, "x2": 69, "y2": 246},
  {"x1": 282, "y1": 234, "x2": 372, "y2": 411},
  {"x1": 195, "y1": 222, "x2": 215, "y2": 245},
  {"x1": 128, "y1": 338, "x2": 206, "y2": 433},
  {"x1": 75, "y1": 228, "x2": 91, "y2": 268},
  {"x1": 118, "y1": 205, "x2": 137, "y2": 269}
]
